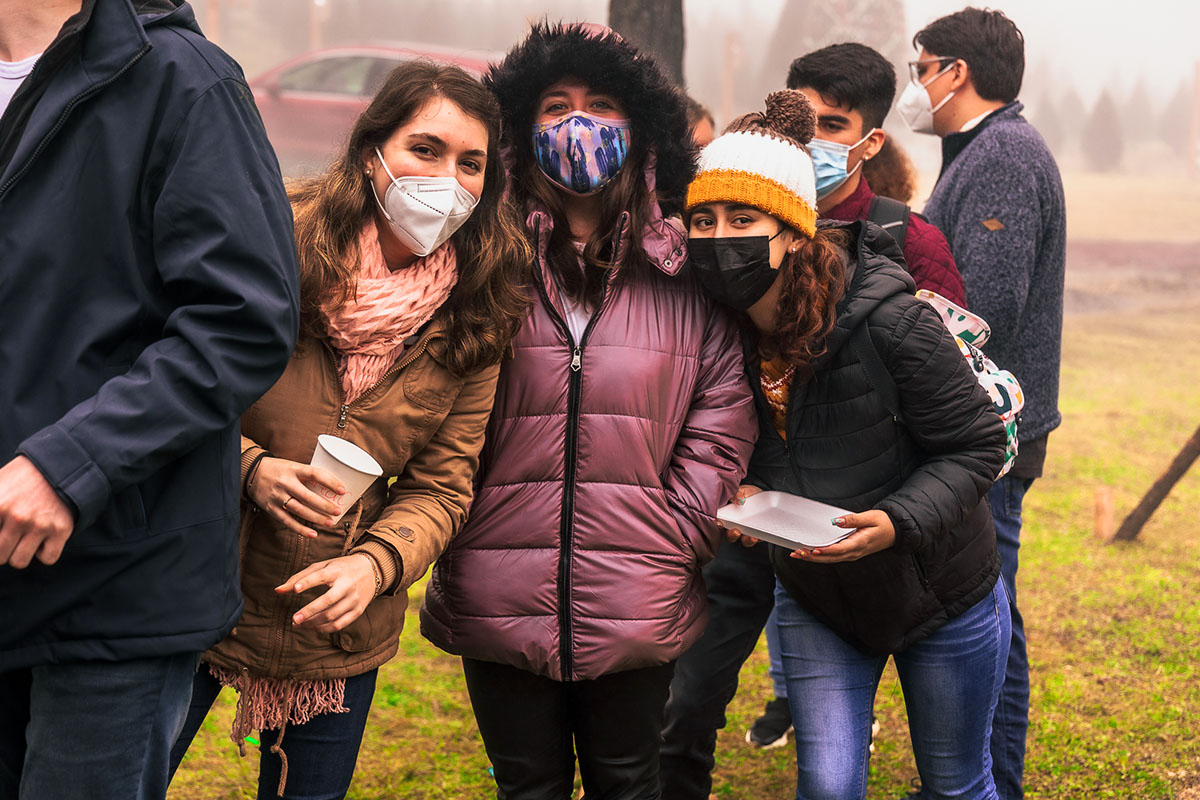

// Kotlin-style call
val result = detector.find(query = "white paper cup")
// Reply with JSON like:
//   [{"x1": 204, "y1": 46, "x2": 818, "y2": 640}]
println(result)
[{"x1": 308, "y1": 435, "x2": 383, "y2": 524}]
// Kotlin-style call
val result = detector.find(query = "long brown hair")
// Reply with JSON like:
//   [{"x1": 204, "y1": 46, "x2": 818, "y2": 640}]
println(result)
[
  {"x1": 288, "y1": 60, "x2": 531, "y2": 375},
  {"x1": 759, "y1": 226, "x2": 853, "y2": 373}
]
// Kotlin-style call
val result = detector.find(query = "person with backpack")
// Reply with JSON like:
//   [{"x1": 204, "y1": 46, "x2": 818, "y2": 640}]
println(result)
[
  {"x1": 660, "y1": 44, "x2": 968, "y2": 794},
  {"x1": 687, "y1": 88, "x2": 1010, "y2": 800},
  {"x1": 419, "y1": 23, "x2": 757, "y2": 799}
]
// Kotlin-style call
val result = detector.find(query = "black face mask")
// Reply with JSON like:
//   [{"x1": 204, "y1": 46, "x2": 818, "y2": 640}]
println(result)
[{"x1": 687, "y1": 235, "x2": 779, "y2": 311}]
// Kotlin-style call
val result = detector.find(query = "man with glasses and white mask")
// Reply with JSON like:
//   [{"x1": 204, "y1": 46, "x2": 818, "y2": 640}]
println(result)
[{"x1": 902, "y1": 9, "x2": 1067, "y2": 800}]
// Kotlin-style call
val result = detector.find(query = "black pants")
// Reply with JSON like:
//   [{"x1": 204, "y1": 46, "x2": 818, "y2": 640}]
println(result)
[
  {"x1": 659, "y1": 538, "x2": 777, "y2": 800},
  {"x1": 462, "y1": 658, "x2": 676, "y2": 800}
]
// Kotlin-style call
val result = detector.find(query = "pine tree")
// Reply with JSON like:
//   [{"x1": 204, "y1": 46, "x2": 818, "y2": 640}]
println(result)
[
  {"x1": 1081, "y1": 90, "x2": 1124, "y2": 172},
  {"x1": 1159, "y1": 79, "x2": 1192, "y2": 157},
  {"x1": 1124, "y1": 79, "x2": 1157, "y2": 146},
  {"x1": 1032, "y1": 89, "x2": 1065, "y2": 156}
]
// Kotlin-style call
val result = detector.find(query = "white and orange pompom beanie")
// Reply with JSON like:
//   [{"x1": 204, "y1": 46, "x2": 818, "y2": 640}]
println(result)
[{"x1": 685, "y1": 90, "x2": 819, "y2": 238}]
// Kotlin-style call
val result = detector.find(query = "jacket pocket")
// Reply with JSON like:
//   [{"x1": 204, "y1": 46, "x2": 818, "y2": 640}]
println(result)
[
  {"x1": 402, "y1": 353, "x2": 458, "y2": 412},
  {"x1": 79, "y1": 485, "x2": 149, "y2": 545},
  {"x1": 334, "y1": 607, "x2": 374, "y2": 653},
  {"x1": 911, "y1": 552, "x2": 931, "y2": 590}
]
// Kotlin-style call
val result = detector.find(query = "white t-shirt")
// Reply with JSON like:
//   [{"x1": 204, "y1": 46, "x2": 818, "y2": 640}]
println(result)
[
  {"x1": 0, "y1": 53, "x2": 41, "y2": 120},
  {"x1": 560, "y1": 241, "x2": 594, "y2": 343}
]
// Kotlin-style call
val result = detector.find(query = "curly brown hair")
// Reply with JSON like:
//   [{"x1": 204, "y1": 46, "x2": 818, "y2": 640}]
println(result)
[
  {"x1": 758, "y1": 226, "x2": 853, "y2": 373},
  {"x1": 287, "y1": 60, "x2": 532, "y2": 376}
]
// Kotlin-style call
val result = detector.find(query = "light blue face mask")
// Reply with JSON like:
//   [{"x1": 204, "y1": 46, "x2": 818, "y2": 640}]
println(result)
[{"x1": 808, "y1": 129, "x2": 876, "y2": 200}]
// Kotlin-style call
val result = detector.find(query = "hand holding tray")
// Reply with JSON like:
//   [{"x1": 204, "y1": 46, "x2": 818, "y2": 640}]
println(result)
[{"x1": 717, "y1": 491, "x2": 854, "y2": 550}]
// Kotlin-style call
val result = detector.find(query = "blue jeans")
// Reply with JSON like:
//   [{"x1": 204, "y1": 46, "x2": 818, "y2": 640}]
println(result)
[
  {"x1": 765, "y1": 606, "x2": 788, "y2": 699},
  {"x1": 170, "y1": 666, "x2": 378, "y2": 800},
  {"x1": 0, "y1": 652, "x2": 201, "y2": 800},
  {"x1": 660, "y1": 538, "x2": 777, "y2": 800},
  {"x1": 774, "y1": 579, "x2": 1010, "y2": 800},
  {"x1": 988, "y1": 475, "x2": 1033, "y2": 800}
]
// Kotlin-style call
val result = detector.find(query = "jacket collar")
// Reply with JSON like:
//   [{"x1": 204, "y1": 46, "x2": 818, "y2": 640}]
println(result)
[
  {"x1": 0, "y1": 0, "x2": 180, "y2": 192},
  {"x1": 938, "y1": 101, "x2": 1023, "y2": 178},
  {"x1": 821, "y1": 175, "x2": 876, "y2": 224}
]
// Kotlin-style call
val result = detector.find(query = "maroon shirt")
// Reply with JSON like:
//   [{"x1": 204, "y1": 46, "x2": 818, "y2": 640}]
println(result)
[{"x1": 824, "y1": 177, "x2": 967, "y2": 307}]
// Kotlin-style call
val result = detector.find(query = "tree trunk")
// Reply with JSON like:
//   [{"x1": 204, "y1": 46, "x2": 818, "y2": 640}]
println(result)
[
  {"x1": 608, "y1": 0, "x2": 685, "y2": 86},
  {"x1": 1112, "y1": 421, "x2": 1200, "y2": 541}
]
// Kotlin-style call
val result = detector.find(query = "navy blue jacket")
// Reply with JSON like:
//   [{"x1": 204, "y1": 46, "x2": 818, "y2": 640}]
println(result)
[
  {"x1": 923, "y1": 103, "x2": 1066, "y2": 443},
  {"x1": 0, "y1": 0, "x2": 299, "y2": 669}
]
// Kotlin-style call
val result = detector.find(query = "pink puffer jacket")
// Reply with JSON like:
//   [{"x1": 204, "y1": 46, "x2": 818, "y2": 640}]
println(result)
[{"x1": 421, "y1": 207, "x2": 757, "y2": 681}]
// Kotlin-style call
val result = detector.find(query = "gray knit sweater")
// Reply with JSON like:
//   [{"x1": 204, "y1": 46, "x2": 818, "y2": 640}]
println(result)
[{"x1": 923, "y1": 102, "x2": 1066, "y2": 442}]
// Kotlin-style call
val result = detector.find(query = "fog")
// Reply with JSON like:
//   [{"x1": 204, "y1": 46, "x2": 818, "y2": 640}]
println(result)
[{"x1": 194, "y1": 0, "x2": 1198, "y2": 180}]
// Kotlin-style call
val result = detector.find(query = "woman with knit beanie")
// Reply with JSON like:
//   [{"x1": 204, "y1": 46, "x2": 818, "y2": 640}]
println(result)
[
  {"x1": 419, "y1": 22, "x2": 757, "y2": 799},
  {"x1": 686, "y1": 89, "x2": 1011, "y2": 800},
  {"x1": 167, "y1": 61, "x2": 530, "y2": 799}
]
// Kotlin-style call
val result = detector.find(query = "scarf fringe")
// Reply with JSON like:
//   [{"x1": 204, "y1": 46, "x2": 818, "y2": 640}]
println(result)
[{"x1": 206, "y1": 664, "x2": 349, "y2": 751}]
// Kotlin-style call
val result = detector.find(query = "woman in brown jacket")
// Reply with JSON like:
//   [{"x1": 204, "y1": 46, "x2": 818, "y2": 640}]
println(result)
[{"x1": 167, "y1": 61, "x2": 529, "y2": 799}]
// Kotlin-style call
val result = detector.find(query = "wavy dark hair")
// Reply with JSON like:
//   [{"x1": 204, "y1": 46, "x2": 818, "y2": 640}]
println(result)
[
  {"x1": 759, "y1": 226, "x2": 853, "y2": 373},
  {"x1": 288, "y1": 60, "x2": 531, "y2": 375}
]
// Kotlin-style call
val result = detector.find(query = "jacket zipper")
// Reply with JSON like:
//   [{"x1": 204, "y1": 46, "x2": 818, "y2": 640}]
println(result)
[
  {"x1": 321, "y1": 333, "x2": 434, "y2": 433},
  {"x1": 531, "y1": 216, "x2": 618, "y2": 680},
  {"x1": 0, "y1": 44, "x2": 150, "y2": 199}
]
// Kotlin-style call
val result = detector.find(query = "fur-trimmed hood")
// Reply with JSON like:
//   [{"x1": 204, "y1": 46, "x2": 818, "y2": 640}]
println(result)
[{"x1": 485, "y1": 21, "x2": 695, "y2": 215}]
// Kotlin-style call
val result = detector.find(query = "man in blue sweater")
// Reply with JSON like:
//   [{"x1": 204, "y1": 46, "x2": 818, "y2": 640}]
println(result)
[{"x1": 901, "y1": 8, "x2": 1066, "y2": 800}]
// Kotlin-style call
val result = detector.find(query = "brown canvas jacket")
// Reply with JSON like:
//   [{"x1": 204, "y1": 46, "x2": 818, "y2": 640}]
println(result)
[{"x1": 205, "y1": 322, "x2": 499, "y2": 681}]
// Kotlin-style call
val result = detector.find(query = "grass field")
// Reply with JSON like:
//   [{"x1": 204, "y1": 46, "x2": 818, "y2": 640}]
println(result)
[{"x1": 170, "y1": 300, "x2": 1200, "y2": 799}]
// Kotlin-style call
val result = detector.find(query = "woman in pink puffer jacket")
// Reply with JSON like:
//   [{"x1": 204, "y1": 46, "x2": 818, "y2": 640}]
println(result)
[{"x1": 420, "y1": 22, "x2": 757, "y2": 799}]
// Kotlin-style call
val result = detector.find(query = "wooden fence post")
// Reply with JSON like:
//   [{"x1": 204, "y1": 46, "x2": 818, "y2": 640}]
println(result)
[{"x1": 1112, "y1": 421, "x2": 1200, "y2": 542}]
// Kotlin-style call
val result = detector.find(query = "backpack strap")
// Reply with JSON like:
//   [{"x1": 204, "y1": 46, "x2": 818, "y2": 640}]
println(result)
[
  {"x1": 850, "y1": 322, "x2": 904, "y2": 424},
  {"x1": 867, "y1": 195, "x2": 911, "y2": 250}
]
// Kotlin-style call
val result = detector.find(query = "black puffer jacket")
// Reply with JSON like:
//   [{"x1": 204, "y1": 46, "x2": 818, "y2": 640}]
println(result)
[{"x1": 747, "y1": 221, "x2": 1006, "y2": 655}]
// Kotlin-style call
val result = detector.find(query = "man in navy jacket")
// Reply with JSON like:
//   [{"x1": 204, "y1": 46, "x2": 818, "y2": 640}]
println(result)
[{"x1": 0, "y1": 1, "x2": 298, "y2": 797}]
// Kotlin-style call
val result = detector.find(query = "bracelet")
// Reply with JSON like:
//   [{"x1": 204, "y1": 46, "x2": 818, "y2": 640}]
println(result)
[
  {"x1": 359, "y1": 552, "x2": 383, "y2": 597},
  {"x1": 242, "y1": 449, "x2": 273, "y2": 500}
]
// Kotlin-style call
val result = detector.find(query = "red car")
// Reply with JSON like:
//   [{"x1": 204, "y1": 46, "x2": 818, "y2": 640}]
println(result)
[{"x1": 249, "y1": 43, "x2": 499, "y2": 175}]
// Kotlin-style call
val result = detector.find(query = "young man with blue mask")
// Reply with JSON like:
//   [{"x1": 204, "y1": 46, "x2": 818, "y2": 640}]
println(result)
[
  {"x1": 790, "y1": 42, "x2": 966, "y2": 305},
  {"x1": 906, "y1": 9, "x2": 1067, "y2": 800}
]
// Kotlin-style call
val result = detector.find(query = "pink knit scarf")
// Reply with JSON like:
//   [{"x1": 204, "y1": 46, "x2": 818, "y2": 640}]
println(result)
[{"x1": 322, "y1": 219, "x2": 458, "y2": 403}]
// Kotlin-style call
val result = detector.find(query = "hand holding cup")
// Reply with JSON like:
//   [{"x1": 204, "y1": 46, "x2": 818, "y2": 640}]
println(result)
[{"x1": 248, "y1": 457, "x2": 345, "y2": 538}]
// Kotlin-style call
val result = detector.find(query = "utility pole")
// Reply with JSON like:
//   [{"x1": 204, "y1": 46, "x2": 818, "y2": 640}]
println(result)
[
  {"x1": 310, "y1": 0, "x2": 329, "y2": 52},
  {"x1": 1189, "y1": 60, "x2": 1199, "y2": 180},
  {"x1": 719, "y1": 32, "x2": 742, "y2": 128},
  {"x1": 207, "y1": 0, "x2": 222, "y2": 46}
]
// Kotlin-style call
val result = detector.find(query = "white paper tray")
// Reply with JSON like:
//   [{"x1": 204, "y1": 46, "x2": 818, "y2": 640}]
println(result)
[{"x1": 717, "y1": 491, "x2": 853, "y2": 550}]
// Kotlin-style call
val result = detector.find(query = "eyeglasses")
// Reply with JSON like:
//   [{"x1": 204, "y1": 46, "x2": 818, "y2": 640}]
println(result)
[{"x1": 908, "y1": 57, "x2": 958, "y2": 84}]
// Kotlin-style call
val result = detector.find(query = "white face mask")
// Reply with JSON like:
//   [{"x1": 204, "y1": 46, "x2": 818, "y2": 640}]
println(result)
[
  {"x1": 897, "y1": 62, "x2": 957, "y2": 135},
  {"x1": 369, "y1": 147, "x2": 480, "y2": 257}
]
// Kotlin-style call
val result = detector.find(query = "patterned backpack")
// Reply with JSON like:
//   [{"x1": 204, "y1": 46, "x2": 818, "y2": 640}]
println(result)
[{"x1": 851, "y1": 290, "x2": 1024, "y2": 479}]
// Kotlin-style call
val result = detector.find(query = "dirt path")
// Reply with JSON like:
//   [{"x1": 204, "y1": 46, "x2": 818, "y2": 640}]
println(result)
[{"x1": 1066, "y1": 240, "x2": 1200, "y2": 315}]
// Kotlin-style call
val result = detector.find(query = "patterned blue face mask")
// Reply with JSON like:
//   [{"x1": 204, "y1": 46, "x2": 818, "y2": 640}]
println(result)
[{"x1": 532, "y1": 111, "x2": 631, "y2": 196}]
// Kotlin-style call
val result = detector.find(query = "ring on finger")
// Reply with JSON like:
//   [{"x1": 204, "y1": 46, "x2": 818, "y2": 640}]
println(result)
[{"x1": 283, "y1": 497, "x2": 293, "y2": 511}]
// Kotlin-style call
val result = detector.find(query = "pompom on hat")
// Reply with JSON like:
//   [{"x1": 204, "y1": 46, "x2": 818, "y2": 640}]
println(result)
[{"x1": 685, "y1": 90, "x2": 819, "y2": 238}]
